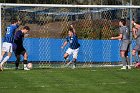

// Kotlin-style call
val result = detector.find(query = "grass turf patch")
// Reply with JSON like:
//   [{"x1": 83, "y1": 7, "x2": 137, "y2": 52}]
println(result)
[{"x1": 0, "y1": 68, "x2": 140, "y2": 93}]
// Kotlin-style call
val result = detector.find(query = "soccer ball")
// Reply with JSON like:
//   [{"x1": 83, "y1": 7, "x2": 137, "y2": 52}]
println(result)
[
  {"x1": 27, "y1": 63, "x2": 33, "y2": 69},
  {"x1": 135, "y1": 62, "x2": 140, "y2": 68}
]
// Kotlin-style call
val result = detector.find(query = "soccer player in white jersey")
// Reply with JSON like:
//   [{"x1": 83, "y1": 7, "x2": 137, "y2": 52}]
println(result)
[{"x1": 61, "y1": 25, "x2": 80, "y2": 69}]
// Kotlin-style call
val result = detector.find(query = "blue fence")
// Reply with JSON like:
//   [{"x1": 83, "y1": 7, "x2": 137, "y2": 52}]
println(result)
[{"x1": 8, "y1": 38, "x2": 135, "y2": 63}]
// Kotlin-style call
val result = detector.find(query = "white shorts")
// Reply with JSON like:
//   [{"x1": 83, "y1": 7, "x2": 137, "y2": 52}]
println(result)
[
  {"x1": 66, "y1": 48, "x2": 79, "y2": 59},
  {"x1": 2, "y1": 42, "x2": 13, "y2": 53}
]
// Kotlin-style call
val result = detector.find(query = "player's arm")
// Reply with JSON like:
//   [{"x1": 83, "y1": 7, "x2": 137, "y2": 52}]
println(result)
[
  {"x1": 70, "y1": 24, "x2": 76, "y2": 34},
  {"x1": 111, "y1": 34, "x2": 122, "y2": 40},
  {"x1": 15, "y1": 20, "x2": 21, "y2": 28},
  {"x1": 111, "y1": 27, "x2": 124, "y2": 40},
  {"x1": 132, "y1": 20, "x2": 140, "y2": 29},
  {"x1": 61, "y1": 41, "x2": 68, "y2": 49},
  {"x1": 61, "y1": 37, "x2": 69, "y2": 49}
]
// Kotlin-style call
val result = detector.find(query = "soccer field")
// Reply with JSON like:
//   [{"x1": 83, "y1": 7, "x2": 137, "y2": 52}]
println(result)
[{"x1": 0, "y1": 68, "x2": 140, "y2": 93}]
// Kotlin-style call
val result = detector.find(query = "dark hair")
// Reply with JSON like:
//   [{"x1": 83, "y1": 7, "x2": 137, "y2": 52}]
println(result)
[
  {"x1": 120, "y1": 19, "x2": 126, "y2": 26},
  {"x1": 11, "y1": 19, "x2": 18, "y2": 24},
  {"x1": 69, "y1": 28, "x2": 74, "y2": 33},
  {"x1": 23, "y1": 26, "x2": 30, "y2": 31}
]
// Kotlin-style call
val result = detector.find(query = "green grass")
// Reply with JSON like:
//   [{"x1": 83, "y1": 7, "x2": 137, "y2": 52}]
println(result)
[{"x1": 0, "y1": 67, "x2": 140, "y2": 93}]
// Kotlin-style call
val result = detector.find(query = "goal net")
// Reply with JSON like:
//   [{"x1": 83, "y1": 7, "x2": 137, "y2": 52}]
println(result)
[{"x1": 0, "y1": 4, "x2": 137, "y2": 69}]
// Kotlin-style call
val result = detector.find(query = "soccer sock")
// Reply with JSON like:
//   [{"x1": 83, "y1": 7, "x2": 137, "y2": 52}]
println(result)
[
  {"x1": 15, "y1": 55, "x2": 20, "y2": 69},
  {"x1": 15, "y1": 60, "x2": 20, "y2": 69},
  {"x1": 24, "y1": 64, "x2": 27, "y2": 68},
  {"x1": 138, "y1": 56, "x2": 140, "y2": 62},
  {"x1": 126, "y1": 57, "x2": 130, "y2": 65},
  {"x1": 133, "y1": 55, "x2": 138, "y2": 62},
  {"x1": 0, "y1": 55, "x2": 3, "y2": 62},
  {"x1": 1, "y1": 56, "x2": 10, "y2": 65},
  {"x1": 23, "y1": 60, "x2": 27, "y2": 68},
  {"x1": 121, "y1": 57, "x2": 126, "y2": 66},
  {"x1": 23, "y1": 60, "x2": 27, "y2": 64},
  {"x1": 74, "y1": 62, "x2": 76, "y2": 66},
  {"x1": 73, "y1": 59, "x2": 76, "y2": 66}
]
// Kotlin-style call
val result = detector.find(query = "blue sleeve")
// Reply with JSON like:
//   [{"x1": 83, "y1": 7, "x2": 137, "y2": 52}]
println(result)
[
  {"x1": 16, "y1": 24, "x2": 19, "y2": 28},
  {"x1": 66, "y1": 36, "x2": 69, "y2": 42},
  {"x1": 14, "y1": 24, "x2": 19, "y2": 29}
]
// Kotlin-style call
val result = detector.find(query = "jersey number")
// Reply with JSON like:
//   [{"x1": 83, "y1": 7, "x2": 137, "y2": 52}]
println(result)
[{"x1": 6, "y1": 27, "x2": 11, "y2": 35}]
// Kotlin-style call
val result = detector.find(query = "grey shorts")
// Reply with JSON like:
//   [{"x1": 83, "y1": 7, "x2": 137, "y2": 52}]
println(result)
[
  {"x1": 120, "y1": 40, "x2": 130, "y2": 51},
  {"x1": 134, "y1": 45, "x2": 140, "y2": 51}
]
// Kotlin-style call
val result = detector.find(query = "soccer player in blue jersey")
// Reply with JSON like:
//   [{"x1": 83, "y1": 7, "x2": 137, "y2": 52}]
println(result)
[
  {"x1": 0, "y1": 19, "x2": 20, "y2": 71},
  {"x1": 61, "y1": 24, "x2": 80, "y2": 69},
  {"x1": 14, "y1": 26, "x2": 30, "y2": 70}
]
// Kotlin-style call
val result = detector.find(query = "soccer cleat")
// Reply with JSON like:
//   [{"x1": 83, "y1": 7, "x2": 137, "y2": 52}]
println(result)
[
  {"x1": 24, "y1": 67, "x2": 30, "y2": 71},
  {"x1": 127, "y1": 65, "x2": 131, "y2": 69},
  {"x1": 65, "y1": 61, "x2": 72, "y2": 67},
  {"x1": 72, "y1": 64, "x2": 76, "y2": 69},
  {"x1": 121, "y1": 66, "x2": 127, "y2": 70}
]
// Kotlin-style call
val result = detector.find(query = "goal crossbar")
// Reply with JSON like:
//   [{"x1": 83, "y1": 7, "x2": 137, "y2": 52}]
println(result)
[{"x1": 0, "y1": 3, "x2": 140, "y2": 8}]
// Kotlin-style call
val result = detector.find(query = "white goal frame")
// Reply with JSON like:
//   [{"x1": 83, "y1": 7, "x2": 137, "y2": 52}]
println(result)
[{"x1": 0, "y1": 3, "x2": 139, "y2": 66}]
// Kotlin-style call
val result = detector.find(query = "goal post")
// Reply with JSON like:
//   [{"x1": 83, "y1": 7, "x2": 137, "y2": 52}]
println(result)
[{"x1": 0, "y1": 3, "x2": 138, "y2": 68}]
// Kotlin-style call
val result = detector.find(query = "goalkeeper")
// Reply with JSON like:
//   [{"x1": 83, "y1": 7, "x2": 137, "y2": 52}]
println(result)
[{"x1": 61, "y1": 24, "x2": 80, "y2": 69}]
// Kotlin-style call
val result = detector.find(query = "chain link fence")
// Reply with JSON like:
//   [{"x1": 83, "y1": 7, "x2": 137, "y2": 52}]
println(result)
[{"x1": 1, "y1": 4, "x2": 139, "y2": 69}]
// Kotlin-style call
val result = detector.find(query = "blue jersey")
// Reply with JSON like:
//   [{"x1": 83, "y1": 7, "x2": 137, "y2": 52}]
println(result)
[
  {"x1": 66, "y1": 34, "x2": 80, "y2": 49},
  {"x1": 3, "y1": 24, "x2": 19, "y2": 43}
]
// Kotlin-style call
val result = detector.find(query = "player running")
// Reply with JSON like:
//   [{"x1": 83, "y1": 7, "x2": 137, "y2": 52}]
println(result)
[
  {"x1": 0, "y1": 19, "x2": 20, "y2": 71},
  {"x1": 14, "y1": 26, "x2": 30, "y2": 70},
  {"x1": 61, "y1": 24, "x2": 80, "y2": 69},
  {"x1": 111, "y1": 19, "x2": 131, "y2": 69}
]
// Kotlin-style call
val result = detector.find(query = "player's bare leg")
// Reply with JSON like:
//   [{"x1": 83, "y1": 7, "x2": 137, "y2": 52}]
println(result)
[
  {"x1": 0, "y1": 51, "x2": 10, "y2": 71},
  {"x1": 1, "y1": 52, "x2": 11, "y2": 65},
  {"x1": 64, "y1": 53, "x2": 69, "y2": 62},
  {"x1": 64, "y1": 53, "x2": 71, "y2": 67},
  {"x1": 64, "y1": 53, "x2": 69, "y2": 61}
]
